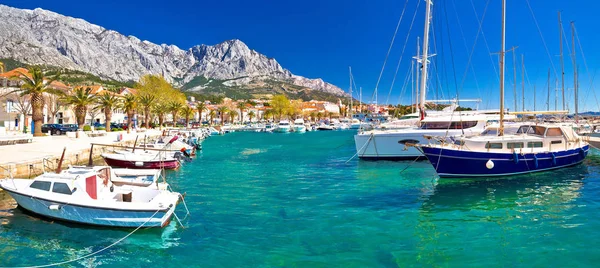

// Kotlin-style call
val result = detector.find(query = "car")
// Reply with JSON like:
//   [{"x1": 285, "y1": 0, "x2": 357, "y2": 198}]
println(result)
[{"x1": 41, "y1": 124, "x2": 73, "y2": 135}]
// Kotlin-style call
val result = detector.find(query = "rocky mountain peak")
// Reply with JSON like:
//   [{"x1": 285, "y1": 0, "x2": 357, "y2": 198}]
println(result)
[{"x1": 0, "y1": 4, "x2": 347, "y2": 97}]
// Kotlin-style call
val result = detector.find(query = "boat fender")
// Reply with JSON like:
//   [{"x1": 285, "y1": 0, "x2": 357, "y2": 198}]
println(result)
[
  {"x1": 181, "y1": 148, "x2": 191, "y2": 158},
  {"x1": 135, "y1": 161, "x2": 144, "y2": 167},
  {"x1": 513, "y1": 152, "x2": 519, "y2": 164},
  {"x1": 49, "y1": 204, "x2": 60, "y2": 211},
  {"x1": 486, "y1": 159, "x2": 494, "y2": 169},
  {"x1": 551, "y1": 153, "x2": 557, "y2": 165},
  {"x1": 533, "y1": 154, "x2": 538, "y2": 169},
  {"x1": 110, "y1": 185, "x2": 114, "y2": 192}
]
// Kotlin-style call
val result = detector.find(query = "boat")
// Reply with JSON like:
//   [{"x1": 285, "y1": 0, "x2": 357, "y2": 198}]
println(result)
[
  {"x1": 110, "y1": 168, "x2": 162, "y2": 187},
  {"x1": 417, "y1": 0, "x2": 589, "y2": 177},
  {"x1": 274, "y1": 120, "x2": 291, "y2": 133},
  {"x1": 354, "y1": 113, "x2": 512, "y2": 160},
  {"x1": 0, "y1": 166, "x2": 181, "y2": 227},
  {"x1": 349, "y1": 118, "x2": 362, "y2": 129},
  {"x1": 102, "y1": 150, "x2": 180, "y2": 169},
  {"x1": 316, "y1": 123, "x2": 335, "y2": 131},
  {"x1": 293, "y1": 119, "x2": 307, "y2": 133}
]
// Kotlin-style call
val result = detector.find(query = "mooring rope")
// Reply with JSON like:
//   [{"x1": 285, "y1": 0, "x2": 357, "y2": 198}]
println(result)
[
  {"x1": 345, "y1": 133, "x2": 374, "y2": 164},
  {"x1": 9, "y1": 209, "x2": 162, "y2": 268}
]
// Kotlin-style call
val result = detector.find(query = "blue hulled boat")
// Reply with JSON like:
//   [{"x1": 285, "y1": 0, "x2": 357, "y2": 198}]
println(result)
[{"x1": 419, "y1": 124, "x2": 589, "y2": 178}]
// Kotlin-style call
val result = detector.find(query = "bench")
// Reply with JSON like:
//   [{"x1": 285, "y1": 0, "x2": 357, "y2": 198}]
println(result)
[{"x1": 0, "y1": 136, "x2": 33, "y2": 146}]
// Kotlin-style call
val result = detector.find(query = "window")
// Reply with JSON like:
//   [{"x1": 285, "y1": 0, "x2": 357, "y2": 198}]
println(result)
[
  {"x1": 507, "y1": 142, "x2": 524, "y2": 149},
  {"x1": 420, "y1": 122, "x2": 451, "y2": 129},
  {"x1": 30, "y1": 181, "x2": 51, "y2": 191},
  {"x1": 52, "y1": 182, "x2": 73, "y2": 195},
  {"x1": 450, "y1": 121, "x2": 478, "y2": 129},
  {"x1": 546, "y1": 128, "x2": 564, "y2": 137},
  {"x1": 551, "y1": 140, "x2": 562, "y2": 144},
  {"x1": 481, "y1": 128, "x2": 498, "y2": 136},
  {"x1": 517, "y1": 125, "x2": 546, "y2": 136},
  {"x1": 485, "y1": 142, "x2": 503, "y2": 149},
  {"x1": 527, "y1": 142, "x2": 543, "y2": 148}
]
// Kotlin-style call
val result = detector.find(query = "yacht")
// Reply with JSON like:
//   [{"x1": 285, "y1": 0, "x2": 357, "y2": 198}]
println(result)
[
  {"x1": 274, "y1": 120, "x2": 291, "y2": 133},
  {"x1": 293, "y1": 119, "x2": 307, "y2": 133}
]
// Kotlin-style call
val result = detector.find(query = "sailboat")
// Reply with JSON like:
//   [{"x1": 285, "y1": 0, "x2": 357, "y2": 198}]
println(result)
[
  {"x1": 353, "y1": 0, "x2": 512, "y2": 160},
  {"x1": 417, "y1": 0, "x2": 589, "y2": 177}
]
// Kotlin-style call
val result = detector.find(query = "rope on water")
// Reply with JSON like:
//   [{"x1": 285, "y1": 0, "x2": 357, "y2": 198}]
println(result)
[
  {"x1": 10, "y1": 209, "x2": 161, "y2": 268},
  {"x1": 345, "y1": 133, "x2": 373, "y2": 164}
]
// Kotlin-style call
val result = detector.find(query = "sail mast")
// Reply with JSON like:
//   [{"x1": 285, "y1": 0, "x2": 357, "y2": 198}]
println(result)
[
  {"x1": 559, "y1": 11, "x2": 565, "y2": 111},
  {"x1": 499, "y1": 0, "x2": 506, "y2": 136},
  {"x1": 415, "y1": 36, "x2": 420, "y2": 115},
  {"x1": 571, "y1": 21, "x2": 578, "y2": 122},
  {"x1": 547, "y1": 68, "x2": 550, "y2": 111},
  {"x1": 349, "y1": 66, "x2": 353, "y2": 119},
  {"x1": 419, "y1": 1, "x2": 432, "y2": 120}
]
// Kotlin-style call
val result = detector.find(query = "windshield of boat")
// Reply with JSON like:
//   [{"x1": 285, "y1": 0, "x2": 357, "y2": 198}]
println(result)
[
  {"x1": 399, "y1": 115, "x2": 418, "y2": 120},
  {"x1": 516, "y1": 125, "x2": 546, "y2": 136}
]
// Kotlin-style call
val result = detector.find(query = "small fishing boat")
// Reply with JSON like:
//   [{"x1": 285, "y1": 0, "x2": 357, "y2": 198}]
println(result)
[
  {"x1": 0, "y1": 166, "x2": 181, "y2": 227},
  {"x1": 274, "y1": 120, "x2": 291, "y2": 133},
  {"x1": 102, "y1": 150, "x2": 180, "y2": 169},
  {"x1": 293, "y1": 119, "x2": 306, "y2": 133}
]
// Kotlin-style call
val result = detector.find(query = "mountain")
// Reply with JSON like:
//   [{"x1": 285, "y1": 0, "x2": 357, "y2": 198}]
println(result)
[{"x1": 0, "y1": 4, "x2": 347, "y2": 97}]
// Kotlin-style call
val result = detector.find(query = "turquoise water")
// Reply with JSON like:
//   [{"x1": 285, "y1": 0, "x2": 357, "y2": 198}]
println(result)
[{"x1": 1, "y1": 130, "x2": 600, "y2": 267}]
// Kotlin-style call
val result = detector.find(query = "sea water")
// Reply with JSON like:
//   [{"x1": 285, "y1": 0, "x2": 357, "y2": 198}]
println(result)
[{"x1": 1, "y1": 130, "x2": 600, "y2": 267}]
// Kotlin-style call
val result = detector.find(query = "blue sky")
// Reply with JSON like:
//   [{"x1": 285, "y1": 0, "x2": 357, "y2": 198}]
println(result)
[{"x1": 3, "y1": 0, "x2": 600, "y2": 111}]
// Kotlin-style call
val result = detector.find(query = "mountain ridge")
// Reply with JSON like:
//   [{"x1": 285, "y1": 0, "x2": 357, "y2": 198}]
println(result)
[{"x1": 0, "y1": 4, "x2": 346, "y2": 97}]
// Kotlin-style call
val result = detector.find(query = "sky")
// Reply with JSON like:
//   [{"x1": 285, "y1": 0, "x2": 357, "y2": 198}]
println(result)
[{"x1": 2, "y1": 0, "x2": 600, "y2": 111}]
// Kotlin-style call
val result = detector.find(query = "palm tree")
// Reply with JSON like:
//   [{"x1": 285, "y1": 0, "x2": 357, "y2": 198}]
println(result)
[
  {"x1": 181, "y1": 106, "x2": 194, "y2": 128},
  {"x1": 152, "y1": 103, "x2": 168, "y2": 129},
  {"x1": 309, "y1": 111, "x2": 317, "y2": 122},
  {"x1": 236, "y1": 101, "x2": 246, "y2": 123},
  {"x1": 196, "y1": 101, "x2": 207, "y2": 122},
  {"x1": 63, "y1": 87, "x2": 96, "y2": 130},
  {"x1": 217, "y1": 106, "x2": 229, "y2": 125},
  {"x1": 247, "y1": 111, "x2": 256, "y2": 123},
  {"x1": 228, "y1": 110, "x2": 237, "y2": 123},
  {"x1": 208, "y1": 109, "x2": 216, "y2": 125},
  {"x1": 138, "y1": 94, "x2": 155, "y2": 129},
  {"x1": 316, "y1": 112, "x2": 323, "y2": 121},
  {"x1": 0, "y1": 61, "x2": 5, "y2": 73},
  {"x1": 96, "y1": 92, "x2": 122, "y2": 132},
  {"x1": 15, "y1": 67, "x2": 61, "y2": 136},
  {"x1": 122, "y1": 94, "x2": 137, "y2": 133},
  {"x1": 263, "y1": 109, "x2": 273, "y2": 122},
  {"x1": 168, "y1": 101, "x2": 183, "y2": 126}
]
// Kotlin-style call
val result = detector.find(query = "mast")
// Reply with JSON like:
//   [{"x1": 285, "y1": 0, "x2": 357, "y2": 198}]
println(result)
[
  {"x1": 349, "y1": 66, "x2": 353, "y2": 119},
  {"x1": 359, "y1": 87, "x2": 362, "y2": 114},
  {"x1": 547, "y1": 68, "x2": 550, "y2": 111},
  {"x1": 571, "y1": 21, "x2": 578, "y2": 122},
  {"x1": 419, "y1": 1, "x2": 432, "y2": 120},
  {"x1": 534, "y1": 85, "x2": 536, "y2": 111},
  {"x1": 415, "y1": 37, "x2": 420, "y2": 115},
  {"x1": 411, "y1": 60, "x2": 415, "y2": 113},
  {"x1": 499, "y1": 0, "x2": 506, "y2": 136},
  {"x1": 512, "y1": 47, "x2": 518, "y2": 111},
  {"x1": 559, "y1": 11, "x2": 565, "y2": 111},
  {"x1": 521, "y1": 54, "x2": 525, "y2": 111}
]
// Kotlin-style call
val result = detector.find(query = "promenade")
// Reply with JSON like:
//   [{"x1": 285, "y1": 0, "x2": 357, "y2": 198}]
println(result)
[{"x1": 0, "y1": 130, "x2": 162, "y2": 178}]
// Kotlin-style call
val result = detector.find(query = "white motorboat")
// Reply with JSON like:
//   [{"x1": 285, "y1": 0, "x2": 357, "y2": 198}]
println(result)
[
  {"x1": 293, "y1": 119, "x2": 307, "y2": 133},
  {"x1": 0, "y1": 166, "x2": 181, "y2": 228},
  {"x1": 275, "y1": 120, "x2": 291, "y2": 133}
]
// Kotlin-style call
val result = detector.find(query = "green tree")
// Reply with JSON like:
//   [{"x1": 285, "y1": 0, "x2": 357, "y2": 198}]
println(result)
[
  {"x1": 63, "y1": 87, "x2": 96, "y2": 130},
  {"x1": 14, "y1": 67, "x2": 61, "y2": 136},
  {"x1": 138, "y1": 94, "x2": 155, "y2": 128},
  {"x1": 217, "y1": 106, "x2": 229, "y2": 125},
  {"x1": 237, "y1": 101, "x2": 247, "y2": 123},
  {"x1": 0, "y1": 61, "x2": 4, "y2": 73},
  {"x1": 228, "y1": 110, "x2": 237, "y2": 123},
  {"x1": 270, "y1": 95, "x2": 290, "y2": 121},
  {"x1": 247, "y1": 110, "x2": 256, "y2": 123},
  {"x1": 181, "y1": 106, "x2": 195, "y2": 127},
  {"x1": 208, "y1": 109, "x2": 216, "y2": 125},
  {"x1": 168, "y1": 101, "x2": 183, "y2": 126},
  {"x1": 122, "y1": 94, "x2": 137, "y2": 133},
  {"x1": 152, "y1": 103, "x2": 168, "y2": 129},
  {"x1": 196, "y1": 101, "x2": 207, "y2": 122},
  {"x1": 96, "y1": 92, "x2": 122, "y2": 132}
]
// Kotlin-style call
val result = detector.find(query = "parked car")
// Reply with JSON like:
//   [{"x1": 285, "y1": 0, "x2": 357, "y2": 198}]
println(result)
[{"x1": 41, "y1": 124, "x2": 74, "y2": 135}]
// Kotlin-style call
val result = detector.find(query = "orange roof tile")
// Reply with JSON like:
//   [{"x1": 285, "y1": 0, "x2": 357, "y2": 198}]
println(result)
[{"x1": 0, "y1": 68, "x2": 32, "y2": 79}]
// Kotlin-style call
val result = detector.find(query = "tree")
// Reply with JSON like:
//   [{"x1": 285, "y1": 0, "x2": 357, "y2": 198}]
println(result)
[
  {"x1": 236, "y1": 101, "x2": 247, "y2": 123},
  {"x1": 263, "y1": 109, "x2": 273, "y2": 122},
  {"x1": 14, "y1": 67, "x2": 61, "y2": 136},
  {"x1": 64, "y1": 87, "x2": 96, "y2": 130},
  {"x1": 87, "y1": 104, "x2": 101, "y2": 127},
  {"x1": 168, "y1": 101, "x2": 183, "y2": 126},
  {"x1": 6, "y1": 93, "x2": 31, "y2": 133},
  {"x1": 228, "y1": 110, "x2": 237, "y2": 123},
  {"x1": 135, "y1": 74, "x2": 185, "y2": 126},
  {"x1": 247, "y1": 110, "x2": 255, "y2": 123},
  {"x1": 96, "y1": 92, "x2": 121, "y2": 132},
  {"x1": 122, "y1": 94, "x2": 137, "y2": 133},
  {"x1": 138, "y1": 94, "x2": 155, "y2": 129},
  {"x1": 270, "y1": 95, "x2": 290, "y2": 121},
  {"x1": 309, "y1": 111, "x2": 317, "y2": 122},
  {"x1": 217, "y1": 106, "x2": 229, "y2": 125},
  {"x1": 0, "y1": 61, "x2": 4, "y2": 73},
  {"x1": 152, "y1": 103, "x2": 168, "y2": 129},
  {"x1": 208, "y1": 109, "x2": 216, "y2": 125},
  {"x1": 181, "y1": 106, "x2": 194, "y2": 128},
  {"x1": 316, "y1": 112, "x2": 323, "y2": 121},
  {"x1": 196, "y1": 101, "x2": 207, "y2": 122}
]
